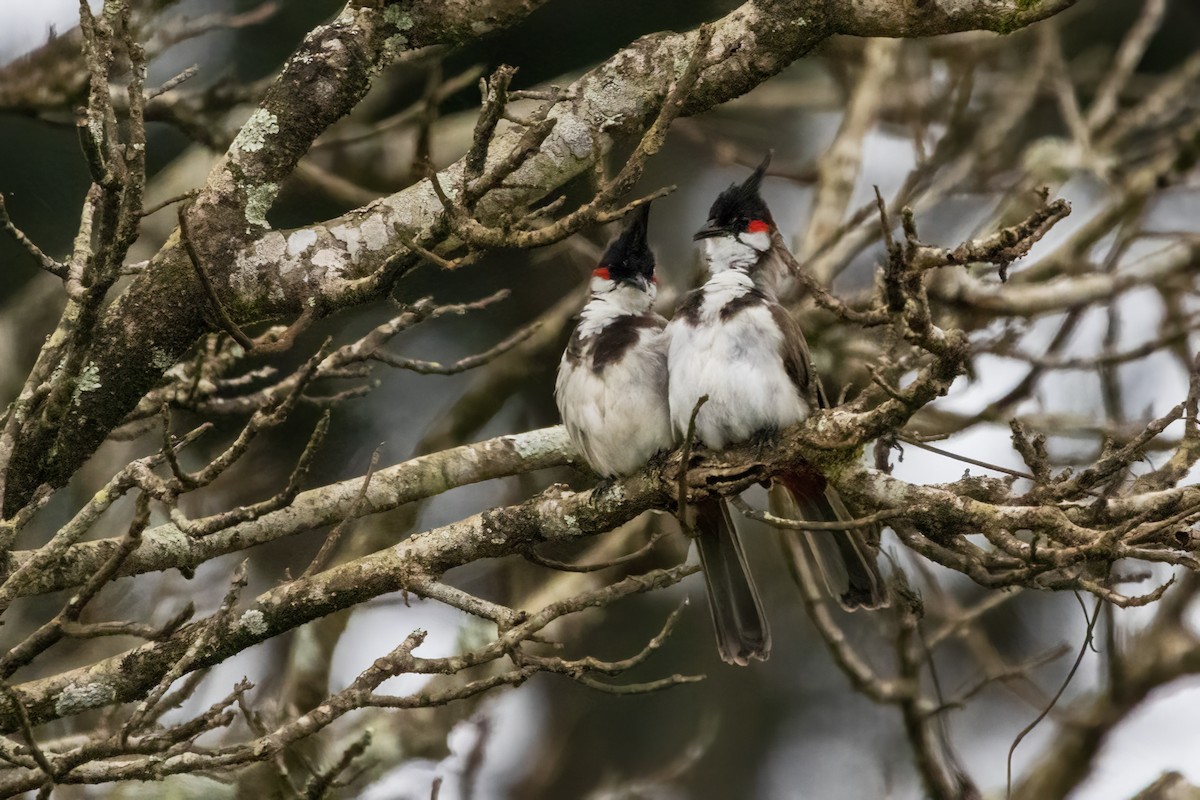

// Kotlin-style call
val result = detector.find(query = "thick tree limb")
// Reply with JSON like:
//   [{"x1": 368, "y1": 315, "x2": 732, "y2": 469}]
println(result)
[{"x1": 4, "y1": 427, "x2": 575, "y2": 598}]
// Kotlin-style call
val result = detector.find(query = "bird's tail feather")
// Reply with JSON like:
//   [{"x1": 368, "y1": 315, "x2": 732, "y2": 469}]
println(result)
[
  {"x1": 693, "y1": 498, "x2": 771, "y2": 665},
  {"x1": 772, "y1": 475, "x2": 888, "y2": 611}
]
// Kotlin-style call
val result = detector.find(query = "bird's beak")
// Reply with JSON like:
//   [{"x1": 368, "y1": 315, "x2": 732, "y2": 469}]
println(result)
[
  {"x1": 693, "y1": 221, "x2": 723, "y2": 241},
  {"x1": 627, "y1": 273, "x2": 650, "y2": 292}
]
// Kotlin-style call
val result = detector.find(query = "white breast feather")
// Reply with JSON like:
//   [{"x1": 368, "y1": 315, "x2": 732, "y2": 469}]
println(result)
[
  {"x1": 666, "y1": 272, "x2": 810, "y2": 449},
  {"x1": 556, "y1": 315, "x2": 673, "y2": 478}
]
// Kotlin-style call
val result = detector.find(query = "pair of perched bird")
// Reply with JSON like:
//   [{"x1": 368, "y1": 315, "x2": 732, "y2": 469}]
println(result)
[{"x1": 555, "y1": 157, "x2": 887, "y2": 666}]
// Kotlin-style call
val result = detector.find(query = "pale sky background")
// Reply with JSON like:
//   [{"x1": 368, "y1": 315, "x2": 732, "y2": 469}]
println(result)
[{"x1": 0, "y1": 0, "x2": 92, "y2": 65}]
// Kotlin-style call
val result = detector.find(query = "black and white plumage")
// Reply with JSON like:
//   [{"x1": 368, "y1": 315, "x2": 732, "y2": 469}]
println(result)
[
  {"x1": 556, "y1": 203, "x2": 769, "y2": 667},
  {"x1": 668, "y1": 155, "x2": 887, "y2": 614},
  {"x1": 556, "y1": 203, "x2": 672, "y2": 479}
]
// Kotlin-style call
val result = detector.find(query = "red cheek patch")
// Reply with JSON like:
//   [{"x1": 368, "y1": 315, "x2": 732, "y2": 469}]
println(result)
[
  {"x1": 747, "y1": 219, "x2": 770, "y2": 233},
  {"x1": 592, "y1": 267, "x2": 611, "y2": 280}
]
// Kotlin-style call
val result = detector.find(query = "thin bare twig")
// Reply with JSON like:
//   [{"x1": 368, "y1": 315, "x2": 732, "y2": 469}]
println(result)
[{"x1": 178, "y1": 204, "x2": 255, "y2": 350}]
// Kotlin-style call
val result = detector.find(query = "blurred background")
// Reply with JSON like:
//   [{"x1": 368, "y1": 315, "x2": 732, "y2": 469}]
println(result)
[{"x1": 2, "y1": 1, "x2": 1200, "y2": 797}]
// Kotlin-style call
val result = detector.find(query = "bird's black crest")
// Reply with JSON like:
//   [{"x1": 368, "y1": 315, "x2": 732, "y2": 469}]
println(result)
[
  {"x1": 599, "y1": 202, "x2": 655, "y2": 283},
  {"x1": 706, "y1": 153, "x2": 774, "y2": 231}
]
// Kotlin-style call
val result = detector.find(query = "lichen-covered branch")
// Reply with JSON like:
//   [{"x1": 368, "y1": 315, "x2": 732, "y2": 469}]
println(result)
[{"x1": 5, "y1": 427, "x2": 575, "y2": 598}]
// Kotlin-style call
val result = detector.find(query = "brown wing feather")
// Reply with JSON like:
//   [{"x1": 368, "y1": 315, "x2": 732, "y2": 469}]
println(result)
[
  {"x1": 768, "y1": 303, "x2": 830, "y2": 409},
  {"x1": 590, "y1": 314, "x2": 663, "y2": 373}
]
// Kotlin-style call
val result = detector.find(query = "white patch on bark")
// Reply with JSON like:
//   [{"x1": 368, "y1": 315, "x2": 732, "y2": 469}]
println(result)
[
  {"x1": 158, "y1": 524, "x2": 191, "y2": 552},
  {"x1": 232, "y1": 231, "x2": 285, "y2": 298},
  {"x1": 586, "y1": 68, "x2": 644, "y2": 132},
  {"x1": 329, "y1": 225, "x2": 362, "y2": 260},
  {"x1": 240, "y1": 609, "x2": 268, "y2": 636},
  {"x1": 552, "y1": 115, "x2": 594, "y2": 159},
  {"x1": 360, "y1": 215, "x2": 390, "y2": 251},
  {"x1": 211, "y1": 168, "x2": 236, "y2": 195},
  {"x1": 934, "y1": 0, "x2": 995, "y2": 17},
  {"x1": 508, "y1": 427, "x2": 569, "y2": 460},
  {"x1": 287, "y1": 229, "x2": 318, "y2": 257},
  {"x1": 312, "y1": 249, "x2": 343, "y2": 272}
]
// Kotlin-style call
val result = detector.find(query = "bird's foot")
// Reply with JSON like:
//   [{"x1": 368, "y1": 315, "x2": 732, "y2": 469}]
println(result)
[
  {"x1": 591, "y1": 474, "x2": 618, "y2": 496},
  {"x1": 749, "y1": 427, "x2": 780, "y2": 460}
]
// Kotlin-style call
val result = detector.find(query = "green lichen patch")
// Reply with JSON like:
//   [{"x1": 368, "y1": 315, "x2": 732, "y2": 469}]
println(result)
[
  {"x1": 382, "y1": 5, "x2": 414, "y2": 56},
  {"x1": 384, "y1": 34, "x2": 408, "y2": 56},
  {"x1": 71, "y1": 361, "x2": 102, "y2": 405},
  {"x1": 245, "y1": 183, "x2": 280, "y2": 227},
  {"x1": 56, "y1": 681, "x2": 116, "y2": 716},
  {"x1": 150, "y1": 348, "x2": 175, "y2": 370},
  {"x1": 232, "y1": 109, "x2": 280, "y2": 154},
  {"x1": 383, "y1": 6, "x2": 414, "y2": 30}
]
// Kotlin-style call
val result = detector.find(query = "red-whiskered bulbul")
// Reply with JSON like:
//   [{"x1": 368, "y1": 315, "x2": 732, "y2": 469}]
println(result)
[
  {"x1": 667, "y1": 156, "x2": 887, "y2": 612},
  {"x1": 556, "y1": 203, "x2": 673, "y2": 478},
  {"x1": 556, "y1": 203, "x2": 770, "y2": 666}
]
